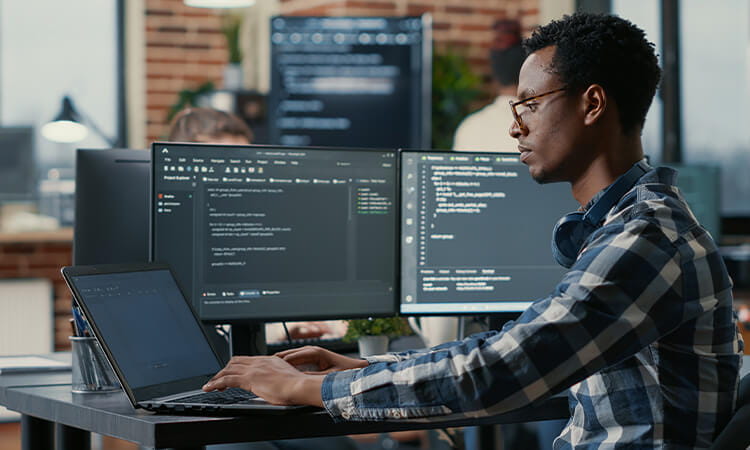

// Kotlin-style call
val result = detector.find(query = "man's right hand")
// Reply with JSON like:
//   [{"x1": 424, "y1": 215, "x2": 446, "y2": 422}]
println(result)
[{"x1": 276, "y1": 346, "x2": 369, "y2": 374}]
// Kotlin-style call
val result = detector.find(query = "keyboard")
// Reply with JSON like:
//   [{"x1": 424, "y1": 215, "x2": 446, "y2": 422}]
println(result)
[
  {"x1": 176, "y1": 387, "x2": 258, "y2": 404},
  {"x1": 266, "y1": 336, "x2": 358, "y2": 354}
]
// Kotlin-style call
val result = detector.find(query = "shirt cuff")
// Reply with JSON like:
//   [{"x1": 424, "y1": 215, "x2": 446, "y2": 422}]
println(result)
[
  {"x1": 322, "y1": 369, "x2": 359, "y2": 421},
  {"x1": 364, "y1": 354, "x2": 402, "y2": 364}
]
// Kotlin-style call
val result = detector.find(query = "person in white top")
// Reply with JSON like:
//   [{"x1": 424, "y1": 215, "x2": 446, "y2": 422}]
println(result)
[{"x1": 453, "y1": 19, "x2": 525, "y2": 152}]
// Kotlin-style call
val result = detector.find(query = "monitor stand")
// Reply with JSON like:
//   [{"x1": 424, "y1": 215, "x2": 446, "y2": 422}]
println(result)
[
  {"x1": 230, "y1": 322, "x2": 267, "y2": 357},
  {"x1": 488, "y1": 315, "x2": 515, "y2": 333}
]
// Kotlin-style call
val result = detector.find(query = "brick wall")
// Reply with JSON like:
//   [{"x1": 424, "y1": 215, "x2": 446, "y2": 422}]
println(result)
[
  {"x1": 0, "y1": 239, "x2": 73, "y2": 351},
  {"x1": 145, "y1": 0, "x2": 231, "y2": 143},
  {"x1": 142, "y1": 0, "x2": 541, "y2": 145}
]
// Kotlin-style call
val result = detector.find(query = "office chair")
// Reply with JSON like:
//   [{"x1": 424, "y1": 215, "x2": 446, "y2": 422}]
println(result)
[{"x1": 710, "y1": 372, "x2": 750, "y2": 449}]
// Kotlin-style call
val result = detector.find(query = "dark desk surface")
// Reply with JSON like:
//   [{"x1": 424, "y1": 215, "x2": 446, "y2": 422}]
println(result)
[
  {"x1": 4, "y1": 383, "x2": 567, "y2": 448},
  {"x1": 0, "y1": 353, "x2": 569, "y2": 449}
]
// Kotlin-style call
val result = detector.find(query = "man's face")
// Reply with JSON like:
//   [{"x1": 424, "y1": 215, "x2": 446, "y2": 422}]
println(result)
[{"x1": 510, "y1": 46, "x2": 586, "y2": 184}]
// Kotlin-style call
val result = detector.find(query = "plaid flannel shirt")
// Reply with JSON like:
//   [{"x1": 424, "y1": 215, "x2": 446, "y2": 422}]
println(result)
[{"x1": 322, "y1": 166, "x2": 742, "y2": 449}]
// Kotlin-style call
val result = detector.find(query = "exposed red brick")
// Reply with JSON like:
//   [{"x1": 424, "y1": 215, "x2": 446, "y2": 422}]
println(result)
[
  {"x1": 147, "y1": 42, "x2": 179, "y2": 49},
  {"x1": 157, "y1": 25, "x2": 188, "y2": 33},
  {"x1": 196, "y1": 28, "x2": 222, "y2": 34},
  {"x1": 477, "y1": 9, "x2": 509, "y2": 17},
  {"x1": 446, "y1": 39, "x2": 472, "y2": 47},
  {"x1": 345, "y1": 1, "x2": 396, "y2": 10},
  {"x1": 407, "y1": 3, "x2": 433, "y2": 15},
  {"x1": 446, "y1": 6, "x2": 474, "y2": 14},
  {"x1": 1, "y1": 244, "x2": 36, "y2": 254},
  {"x1": 459, "y1": 23, "x2": 490, "y2": 32},
  {"x1": 181, "y1": 43, "x2": 212, "y2": 50},
  {"x1": 182, "y1": 10, "x2": 217, "y2": 18},
  {"x1": 146, "y1": 9, "x2": 174, "y2": 16}
]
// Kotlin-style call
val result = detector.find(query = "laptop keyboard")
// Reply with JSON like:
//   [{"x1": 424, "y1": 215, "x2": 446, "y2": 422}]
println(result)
[{"x1": 176, "y1": 387, "x2": 258, "y2": 404}]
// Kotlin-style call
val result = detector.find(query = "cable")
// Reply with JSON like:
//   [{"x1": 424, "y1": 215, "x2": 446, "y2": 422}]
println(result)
[{"x1": 282, "y1": 322, "x2": 292, "y2": 344}]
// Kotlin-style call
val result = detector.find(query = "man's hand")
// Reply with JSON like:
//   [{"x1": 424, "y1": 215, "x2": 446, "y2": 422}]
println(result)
[
  {"x1": 276, "y1": 345, "x2": 369, "y2": 374},
  {"x1": 202, "y1": 356, "x2": 325, "y2": 407}
]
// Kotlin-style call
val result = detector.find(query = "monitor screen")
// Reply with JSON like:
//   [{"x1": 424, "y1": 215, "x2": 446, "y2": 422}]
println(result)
[
  {"x1": 151, "y1": 143, "x2": 398, "y2": 322},
  {"x1": 663, "y1": 163, "x2": 721, "y2": 242},
  {"x1": 0, "y1": 127, "x2": 34, "y2": 201},
  {"x1": 74, "y1": 149, "x2": 150, "y2": 265},
  {"x1": 269, "y1": 16, "x2": 431, "y2": 149},
  {"x1": 400, "y1": 151, "x2": 578, "y2": 315}
]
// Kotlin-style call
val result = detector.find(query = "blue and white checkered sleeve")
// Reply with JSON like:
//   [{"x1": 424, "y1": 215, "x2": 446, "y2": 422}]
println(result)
[{"x1": 322, "y1": 218, "x2": 689, "y2": 421}]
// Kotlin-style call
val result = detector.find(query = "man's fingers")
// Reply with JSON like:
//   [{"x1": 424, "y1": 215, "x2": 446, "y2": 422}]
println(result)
[
  {"x1": 275, "y1": 345, "x2": 320, "y2": 358},
  {"x1": 228, "y1": 355, "x2": 261, "y2": 365},
  {"x1": 281, "y1": 350, "x2": 315, "y2": 363},
  {"x1": 203, "y1": 374, "x2": 247, "y2": 392},
  {"x1": 303, "y1": 369, "x2": 335, "y2": 375},
  {"x1": 208, "y1": 363, "x2": 245, "y2": 382}
]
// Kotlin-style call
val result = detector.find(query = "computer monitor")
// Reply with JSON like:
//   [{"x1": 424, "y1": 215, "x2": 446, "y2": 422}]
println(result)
[
  {"x1": 74, "y1": 149, "x2": 150, "y2": 265},
  {"x1": 269, "y1": 16, "x2": 431, "y2": 149},
  {"x1": 0, "y1": 127, "x2": 35, "y2": 201},
  {"x1": 400, "y1": 150, "x2": 578, "y2": 317},
  {"x1": 663, "y1": 163, "x2": 721, "y2": 243},
  {"x1": 151, "y1": 142, "x2": 398, "y2": 324}
]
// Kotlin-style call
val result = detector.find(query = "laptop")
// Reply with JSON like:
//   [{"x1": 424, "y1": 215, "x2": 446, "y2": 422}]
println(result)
[{"x1": 61, "y1": 263, "x2": 311, "y2": 415}]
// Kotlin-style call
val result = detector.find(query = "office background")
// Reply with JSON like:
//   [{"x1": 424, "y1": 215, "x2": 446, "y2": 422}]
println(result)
[{"x1": 0, "y1": 0, "x2": 747, "y2": 448}]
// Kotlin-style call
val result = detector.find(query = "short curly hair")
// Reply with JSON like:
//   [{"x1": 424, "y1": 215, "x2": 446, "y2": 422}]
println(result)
[{"x1": 523, "y1": 13, "x2": 661, "y2": 135}]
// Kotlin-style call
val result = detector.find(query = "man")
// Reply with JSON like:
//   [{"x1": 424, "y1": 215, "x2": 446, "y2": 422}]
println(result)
[
  {"x1": 453, "y1": 19, "x2": 525, "y2": 152},
  {"x1": 203, "y1": 13, "x2": 742, "y2": 448}
]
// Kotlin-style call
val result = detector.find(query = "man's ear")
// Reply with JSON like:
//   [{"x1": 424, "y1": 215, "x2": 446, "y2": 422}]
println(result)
[{"x1": 582, "y1": 84, "x2": 607, "y2": 126}]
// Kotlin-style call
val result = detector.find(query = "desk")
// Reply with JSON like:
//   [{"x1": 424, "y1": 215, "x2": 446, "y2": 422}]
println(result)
[{"x1": 0, "y1": 355, "x2": 569, "y2": 450}]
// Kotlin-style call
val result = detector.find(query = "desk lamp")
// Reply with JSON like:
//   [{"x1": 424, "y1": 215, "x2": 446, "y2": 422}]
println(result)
[{"x1": 41, "y1": 96, "x2": 116, "y2": 146}]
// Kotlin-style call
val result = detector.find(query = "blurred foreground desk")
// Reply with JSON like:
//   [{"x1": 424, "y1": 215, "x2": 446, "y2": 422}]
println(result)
[{"x1": 0, "y1": 355, "x2": 569, "y2": 450}]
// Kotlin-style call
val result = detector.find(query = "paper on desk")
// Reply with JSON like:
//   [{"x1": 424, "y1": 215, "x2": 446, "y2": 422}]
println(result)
[{"x1": 0, "y1": 356, "x2": 71, "y2": 374}]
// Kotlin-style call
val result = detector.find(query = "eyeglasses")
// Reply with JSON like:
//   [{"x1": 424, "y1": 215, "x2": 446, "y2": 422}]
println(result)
[{"x1": 509, "y1": 87, "x2": 567, "y2": 130}]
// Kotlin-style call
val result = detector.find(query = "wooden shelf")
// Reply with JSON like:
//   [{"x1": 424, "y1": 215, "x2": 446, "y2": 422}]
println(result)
[{"x1": 0, "y1": 228, "x2": 73, "y2": 244}]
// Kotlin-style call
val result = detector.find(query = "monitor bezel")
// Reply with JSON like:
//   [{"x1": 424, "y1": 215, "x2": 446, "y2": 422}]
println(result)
[{"x1": 150, "y1": 141, "x2": 401, "y2": 324}]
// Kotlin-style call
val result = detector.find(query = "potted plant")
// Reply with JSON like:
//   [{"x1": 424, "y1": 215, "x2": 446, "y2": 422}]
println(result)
[
  {"x1": 343, "y1": 316, "x2": 411, "y2": 357},
  {"x1": 432, "y1": 48, "x2": 483, "y2": 149},
  {"x1": 221, "y1": 12, "x2": 244, "y2": 90}
]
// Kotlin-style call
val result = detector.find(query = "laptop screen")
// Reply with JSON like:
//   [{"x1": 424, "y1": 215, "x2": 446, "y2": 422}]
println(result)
[{"x1": 68, "y1": 269, "x2": 222, "y2": 391}]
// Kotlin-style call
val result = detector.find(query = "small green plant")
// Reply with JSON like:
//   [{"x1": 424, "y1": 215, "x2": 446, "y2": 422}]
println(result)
[
  {"x1": 343, "y1": 316, "x2": 411, "y2": 342},
  {"x1": 167, "y1": 81, "x2": 215, "y2": 122},
  {"x1": 221, "y1": 12, "x2": 243, "y2": 64},
  {"x1": 432, "y1": 49, "x2": 483, "y2": 149}
]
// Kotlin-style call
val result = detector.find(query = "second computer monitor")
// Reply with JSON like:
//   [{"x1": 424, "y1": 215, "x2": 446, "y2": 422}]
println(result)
[
  {"x1": 400, "y1": 151, "x2": 578, "y2": 316},
  {"x1": 151, "y1": 143, "x2": 398, "y2": 322},
  {"x1": 74, "y1": 149, "x2": 151, "y2": 265}
]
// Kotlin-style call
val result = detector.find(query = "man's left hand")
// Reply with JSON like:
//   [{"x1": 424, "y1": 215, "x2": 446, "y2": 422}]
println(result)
[{"x1": 202, "y1": 356, "x2": 325, "y2": 407}]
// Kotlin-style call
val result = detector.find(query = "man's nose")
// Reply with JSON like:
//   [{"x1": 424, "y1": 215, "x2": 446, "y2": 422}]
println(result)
[{"x1": 509, "y1": 118, "x2": 526, "y2": 139}]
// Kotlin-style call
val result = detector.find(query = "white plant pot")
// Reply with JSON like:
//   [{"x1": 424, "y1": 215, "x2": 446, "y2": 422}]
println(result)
[
  {"x1": 357, "y1": 335, "x2": 389, "y2": 357},
  {"x1": 223, "y1": 63, "x2": 243, "y2": 91}
]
